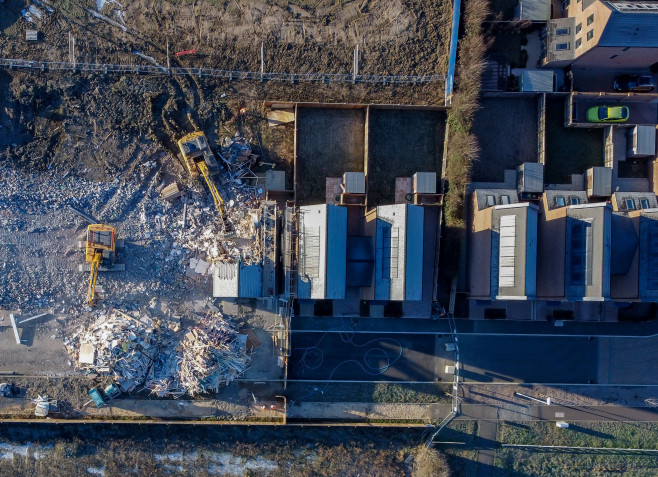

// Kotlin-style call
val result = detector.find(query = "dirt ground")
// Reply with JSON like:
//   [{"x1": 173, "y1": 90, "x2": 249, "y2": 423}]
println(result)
[
  {"x1": 1, "y1": 0, "x2": 452, "y2": 184},
  {"x1": 471, "y1": 96, "x2": 539, "y2": 183},
  {"x1": 295, "y1": 107, "x2": 366, "y2": 204},
  {"x1": 367, "y1": 108, "x2": 446, "y2": 205}
]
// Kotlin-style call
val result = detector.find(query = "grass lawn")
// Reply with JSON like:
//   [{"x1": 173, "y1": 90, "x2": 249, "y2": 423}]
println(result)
[
  {"x1": 435, "y1": 421, "x2": 479, "y2": 476},
  {"x1": 286, "y1": 382, "x2": 452, "y2": 403},
  {"x1": 544, "y1": 97, "x2": 604, "y2": 184},
  {"x1": 495, "y1": 421, "x2": 658, "y2": 476}
]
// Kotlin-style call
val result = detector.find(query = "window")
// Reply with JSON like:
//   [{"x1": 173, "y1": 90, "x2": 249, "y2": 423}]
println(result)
[
  {"x1": 587, "y1": 29, "x2": 594, "y2": 41},
  {"x1": 626, "y1": 198, "x2": 636, "y2": 210},
  {"x1": 641, "y1": 198, "x2": 650, "y2": 209},
  {"x1": 570, "y1": 196, "x2": 580, "y2": 205},
  {"x1": 556, "y1": 196, "x2": 566, "y2": 207},
  {"x1": 556, "y1": 27, "x2": 570, "y2": 35},
  {"x1": 500, "y1": 195, "x2": 511, "y2": 205},
  {"x1": 575, "y1": 38, "x2": 583, "y2": 49},
  {"x1": 556, "y1": 42, "x2": 570, "y2": 51},
  {"x1": 575, "y1": 23, "x2": 582, "y2": 34},
  {"x1": 587, "y1": 14, "x2": 594, "y2": 25},
  {"x1": 486, "y1": 195, "x2": 496, "y2": 207}
]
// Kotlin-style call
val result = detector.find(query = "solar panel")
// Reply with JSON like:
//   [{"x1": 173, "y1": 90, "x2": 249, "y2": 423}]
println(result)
[
  {"x1": 569, "y1": 219, "x2": 593, "y2": 286},
  {"x1": 499, "y1": 215, "x2": 516, "y2": 288}
]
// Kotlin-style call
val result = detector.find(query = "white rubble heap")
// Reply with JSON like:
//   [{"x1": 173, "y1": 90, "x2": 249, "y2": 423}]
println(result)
[
  {"x1": 64, "y1": 309, "x2": 158, "y2": 392},
  {"x1": 148, "y1": 313, "x2": 250, "y2": 397},
  {"x1": 65, "y1": 309, "x2": 250, "y2": 397}
]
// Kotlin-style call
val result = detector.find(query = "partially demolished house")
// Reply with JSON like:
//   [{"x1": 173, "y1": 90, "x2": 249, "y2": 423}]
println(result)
[{"x1": 212, "y1": 201, "x2": 279, "y2": 299}]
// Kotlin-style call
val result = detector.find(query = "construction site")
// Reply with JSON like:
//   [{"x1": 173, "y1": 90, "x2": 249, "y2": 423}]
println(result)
[{"x1": 0, "y1": 0, "x2": 452, "y2": 425}]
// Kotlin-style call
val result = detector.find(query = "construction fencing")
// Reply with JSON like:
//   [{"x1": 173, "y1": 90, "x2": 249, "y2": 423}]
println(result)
[{"x1": 0, "y1": 58, "x2": 446, "y2": 86}]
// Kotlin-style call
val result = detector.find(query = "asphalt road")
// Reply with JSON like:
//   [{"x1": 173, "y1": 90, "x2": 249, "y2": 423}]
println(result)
[
  {"x1": 288, "y1": 332, "x2": 436, "y2": 382},
  {"x1": 291, "y1": 315, "x2": 658, "y2": 338},
  {"x1": 459, "y1": 335, "x2": 598, "y2": 384}
]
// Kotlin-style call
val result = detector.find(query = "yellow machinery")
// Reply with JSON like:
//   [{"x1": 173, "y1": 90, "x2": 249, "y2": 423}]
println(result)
[
  {"x1": 177, "y1": 131, "x2": 233, "y2": 233},
  {"x1": 79, "y1": 224, "x2": 125, "y2": 306}
]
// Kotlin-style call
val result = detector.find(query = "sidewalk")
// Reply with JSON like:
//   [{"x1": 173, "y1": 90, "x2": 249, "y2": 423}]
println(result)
[
  {"x1": 292, "y1": 316, "x2": 658, "y2": 338},
  {"x1": 0, "y1": 398, "x2": 280, "y2": 420}
]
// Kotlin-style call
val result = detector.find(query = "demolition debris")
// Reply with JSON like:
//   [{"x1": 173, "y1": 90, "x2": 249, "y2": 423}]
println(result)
[{"x1": 65, "y1": 309, "x2": 250, "y2": 397}]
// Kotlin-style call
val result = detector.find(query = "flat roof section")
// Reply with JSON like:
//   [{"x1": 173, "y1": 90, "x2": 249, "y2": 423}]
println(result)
[
  {"x1": 565, "y1": 204, "x2": 612, "y2": 301},
  {"x1": 374, "y1": 204, "x2": 424, "y2": 301},
  {"x1": 639, "y1": 211, "x2": 658, "y2": 300},
  {"x1": 297, "y1": 204, "x2": 347, "y2": 300},
  {"x1": 491, "y1": 203, "x2": 538, "y2": 300}
]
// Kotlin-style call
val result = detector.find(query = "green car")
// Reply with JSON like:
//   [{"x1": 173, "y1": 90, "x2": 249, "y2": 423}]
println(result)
[{"x1": 586, "y1": 105, "x2": 630, "y2": 123}]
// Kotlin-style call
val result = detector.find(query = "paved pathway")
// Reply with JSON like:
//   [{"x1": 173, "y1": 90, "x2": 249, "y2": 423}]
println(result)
[
  {"x1": 291, "y1": 316, "x2": 658, "y2": 338},
  {"x1": 476, "y1": 419, "x2": 497, "y2": 477}
]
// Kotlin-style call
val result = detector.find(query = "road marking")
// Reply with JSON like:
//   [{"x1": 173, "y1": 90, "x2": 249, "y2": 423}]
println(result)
[{"x1": 555, "y1": 412, "x2": 565, "y2": 418}]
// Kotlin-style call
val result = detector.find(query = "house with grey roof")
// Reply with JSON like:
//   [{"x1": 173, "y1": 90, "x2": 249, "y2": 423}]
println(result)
[
  {"x1": 469, "y1": 191, "x2": 539, "y2": 301},
  {"x1": 369, "y1": 204, "x2": 425, "y2": 302},
  {"x1": 297, "y1": 204, "x2": 348, "y2": 300},
  {"x1": 543, "y1": 1, "x2": 658, "y2": 69}
]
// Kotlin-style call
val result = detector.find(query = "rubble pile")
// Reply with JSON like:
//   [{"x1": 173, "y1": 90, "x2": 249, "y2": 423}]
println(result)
[
  {"x1": 145, "y1": 312, "x2": 250, "y2": 398},
  {"x1": 178, "y1": 314, "x2": 250, "y2": 396},
  {"x1": 221, "y1": 134, "x2": 258, "y2": 173},
  {"x1": 64, "y1": 310, "x2": 157, "y2": 392},
  {"x1": 65, "y1": 308, "x2": 249, "y2": 398}
]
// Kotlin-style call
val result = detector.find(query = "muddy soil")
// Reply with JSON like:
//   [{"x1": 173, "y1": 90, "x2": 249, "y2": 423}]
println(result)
[{"x1": 1, "y1": 0, "x2": 451, "y2": 179}]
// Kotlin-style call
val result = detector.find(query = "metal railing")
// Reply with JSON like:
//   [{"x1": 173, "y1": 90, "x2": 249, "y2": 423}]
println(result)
[{"x1": 0, "y1": 58, "x2": 446, "y2": 85}]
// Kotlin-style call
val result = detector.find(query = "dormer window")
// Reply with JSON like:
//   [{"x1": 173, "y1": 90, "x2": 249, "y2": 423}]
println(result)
[
  {"x1": 500, "y1": 195, "x2": 511, "y2": 205},
  {"x1": 626, "y1": 198, "x2": 636, "y2": 210},
  {"x1": 556, "y1": 196, "x2": 566, "y2": 207},
  {"x1": 641, "y1": 198, "x2": 650, "y2": 209},
  {"x1": 486, "y1": 195, "x2": 496, "y2": 207},
  {"x1": 570, "y1": 197, "x2": 580, "y2": 205}
]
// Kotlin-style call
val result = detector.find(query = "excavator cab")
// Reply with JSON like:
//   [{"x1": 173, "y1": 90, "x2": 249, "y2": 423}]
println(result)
[
  {"x1": 85, "y1": 224, "x2": 116, "y2": 265},
  {"x1": 177, "y1": 131, "x2": 234, "y2": 235}
]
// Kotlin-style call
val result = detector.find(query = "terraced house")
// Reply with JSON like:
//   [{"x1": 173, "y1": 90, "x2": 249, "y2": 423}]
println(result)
[{"x1": 543, "y1": 0, "x2": 658, "y2": 68}]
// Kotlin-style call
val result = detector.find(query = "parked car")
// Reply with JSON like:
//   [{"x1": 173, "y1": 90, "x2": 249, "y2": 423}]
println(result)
[
  {"x1": 613, "y1": 74, "x2": 655, "y2": 93},
  {"x1": 586, "y1": 105, "x2": 630, "y2": 123}
]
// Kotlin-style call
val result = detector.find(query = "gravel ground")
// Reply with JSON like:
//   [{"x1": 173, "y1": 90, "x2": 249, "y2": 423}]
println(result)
[{"x1": 461, "y1": 384, "x2": 658, "y2": 408}]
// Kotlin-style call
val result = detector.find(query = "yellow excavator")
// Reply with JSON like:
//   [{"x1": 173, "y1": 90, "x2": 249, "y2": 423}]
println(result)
[
  {"x1": 79, "y1": 224, "x2": 125, "y2": 306},
  {"x1": 177, "y1": 131, "x2": 233, "y2": 234}
]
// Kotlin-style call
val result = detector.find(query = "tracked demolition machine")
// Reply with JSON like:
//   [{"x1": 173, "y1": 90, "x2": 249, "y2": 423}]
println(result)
[
  {"x1": 78, "y1": 224, "x2": 125, "y2": 306},
  {"x1": 177, "y1": 131, "x2": 233, "y2": 234}
]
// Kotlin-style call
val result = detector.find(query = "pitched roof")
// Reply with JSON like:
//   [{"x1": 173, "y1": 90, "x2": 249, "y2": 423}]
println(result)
[{"x1": 599, "y1": 5, "x2": 658, "y2": 47}]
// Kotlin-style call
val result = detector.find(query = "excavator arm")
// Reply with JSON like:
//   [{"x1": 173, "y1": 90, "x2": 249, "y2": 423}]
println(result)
[
  {"x1": 197, "y1": 161, "x2": 233, "y2": 233},
  {"x1": 87, "y1": 252, "x2": 102, "y2": 306},
  {"x1": 197, "y1": 161, "x2": 226, "y2": 215}
]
